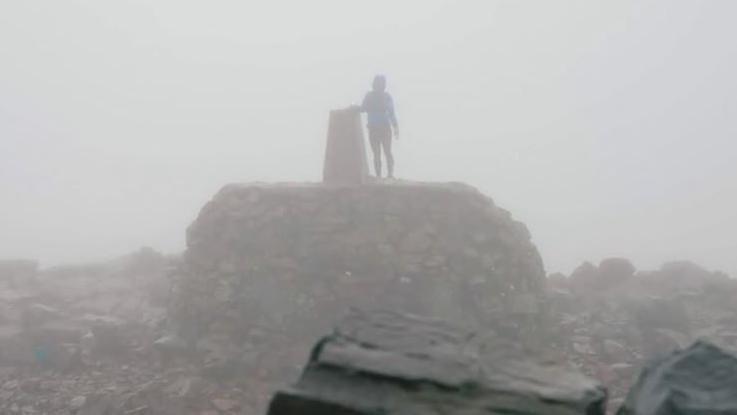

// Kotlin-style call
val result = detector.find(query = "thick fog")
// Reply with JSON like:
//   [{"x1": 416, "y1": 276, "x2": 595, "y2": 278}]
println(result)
[{"x1": 1, "y1": 1, "x2": 735, "y2": 275}]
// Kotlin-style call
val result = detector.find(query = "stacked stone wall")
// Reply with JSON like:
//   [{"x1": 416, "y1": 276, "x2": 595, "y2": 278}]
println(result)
[{"x1": 170, "y1": 182, "x2": 545, "y2": 379}]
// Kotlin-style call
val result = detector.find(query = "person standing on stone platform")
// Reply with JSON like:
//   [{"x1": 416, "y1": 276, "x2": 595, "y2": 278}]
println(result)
[{"x1": 356, "y1": 75, "x2": 400, "y2": 179}]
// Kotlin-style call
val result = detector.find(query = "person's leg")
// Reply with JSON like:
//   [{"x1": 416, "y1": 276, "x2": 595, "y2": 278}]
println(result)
[
  {"x1": 368, "y1": 128, "x2": 382, "y2": 177},
  {"x1": 382, "y1": 128, "x2": 394, "y2": 178}
]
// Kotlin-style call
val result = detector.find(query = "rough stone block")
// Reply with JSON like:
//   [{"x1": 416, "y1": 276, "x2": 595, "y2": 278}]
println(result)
[{"x1": 267, "y1": 310, "x2": 607, "y2": 415}]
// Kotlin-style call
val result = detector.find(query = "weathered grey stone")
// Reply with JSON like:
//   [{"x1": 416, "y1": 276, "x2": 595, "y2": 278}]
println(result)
[
  {"x1": 569, "y1": 261, "x2": 598, "y2": 292},
  {"x1": 267, "y1": 310, "x2": 606, "y2": 415},
  {"x1": 322, "y1": 109, "x2": 369, "y2": 185},
  {"x1": 70, "y1": 395, "x2": 87, "y2": 410},
  {"x1": 598, "y1": 258, "x2": 636, "y2": 288},
  {"x1": 176, "y1": 182, "x2": 544, "y2": 324},
  {"x1": 167, "y1": 181, "x2": 547, "y2": 410},
  {"x1": 618, "y1": 341, "x2": 737, "y2": 415}
]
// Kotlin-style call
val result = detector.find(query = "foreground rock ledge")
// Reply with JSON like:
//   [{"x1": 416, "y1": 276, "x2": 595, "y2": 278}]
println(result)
[{"x1": 267, "y1": 310, "x2": 607, "y2": 415}]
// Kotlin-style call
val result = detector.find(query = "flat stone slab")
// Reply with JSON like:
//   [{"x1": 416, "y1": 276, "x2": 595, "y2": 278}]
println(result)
[{"x1": 267, "y1": 310, "x2": 607, "y2": 415}]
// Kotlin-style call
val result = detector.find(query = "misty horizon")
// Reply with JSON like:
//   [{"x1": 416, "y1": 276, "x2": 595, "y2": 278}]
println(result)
[{"x1": 2, "y1": 1, "x2": 736, "y2": 276}]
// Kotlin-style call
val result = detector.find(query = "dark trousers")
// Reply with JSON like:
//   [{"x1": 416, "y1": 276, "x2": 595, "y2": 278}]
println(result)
[{"x1": 368, "y1": 125, "x2": 393, "y2": 178}]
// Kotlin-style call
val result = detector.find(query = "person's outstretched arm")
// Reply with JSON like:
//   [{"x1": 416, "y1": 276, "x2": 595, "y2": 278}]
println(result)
[{"x1": 349, "y1": 93, "x2": 369, "y2": 113}]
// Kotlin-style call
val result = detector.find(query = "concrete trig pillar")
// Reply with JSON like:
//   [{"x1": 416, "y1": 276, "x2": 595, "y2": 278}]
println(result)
[{"x1": 322, "y1": 108, "x2": 369, "y2": 185}]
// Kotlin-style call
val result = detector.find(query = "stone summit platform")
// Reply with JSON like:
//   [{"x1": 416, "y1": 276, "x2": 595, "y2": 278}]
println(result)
[{"x1": 168, "y1": 180, "x2": 545, "y2": 386}]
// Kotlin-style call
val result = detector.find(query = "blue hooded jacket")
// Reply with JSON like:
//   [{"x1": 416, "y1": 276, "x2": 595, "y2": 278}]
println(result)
[{"x1": 361, "y1": 75, "x2": 398, "y2": 130}]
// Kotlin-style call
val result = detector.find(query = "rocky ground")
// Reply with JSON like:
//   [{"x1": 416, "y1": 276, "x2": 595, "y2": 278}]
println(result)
[
  {"x1": 2, "y1": 251, "x2": 736, "y2": 414},
  {"x1": 0, "y1": 251, "x2": 272, "y2": 415},
  {"x1": 546, "y1": 259, "x2": 737, "y2": 412}
]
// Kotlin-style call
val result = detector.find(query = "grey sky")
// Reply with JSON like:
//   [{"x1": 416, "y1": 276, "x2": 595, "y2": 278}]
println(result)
[{"x1": 1, "y1": 1, "x2": 735, "y2": 275}]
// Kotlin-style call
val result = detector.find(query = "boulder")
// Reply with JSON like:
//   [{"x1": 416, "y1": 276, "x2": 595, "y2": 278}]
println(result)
[
  {"x1": 569, "y1": 262, "x2": 598, "y2": 293},
  {"x1": 568, "y1": 258, "x2": 635, "y2": 292},
  {"x1": 267, "y1": 310, "x2": 607, "y2": 415},
  {"x1": 617, "y1": 341, "x2": 737, "y2": 415},
  {"x1": 597, "y1": 258, "x2": 635, "y2": 289},
  {"x1": 630, "y1": 297, "x2": 690, "y2": 359}
]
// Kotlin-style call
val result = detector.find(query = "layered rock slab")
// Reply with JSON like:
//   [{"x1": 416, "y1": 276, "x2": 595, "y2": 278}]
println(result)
[{"x1": 267, "y1": 310, "x2": 606, "y2": 415}]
